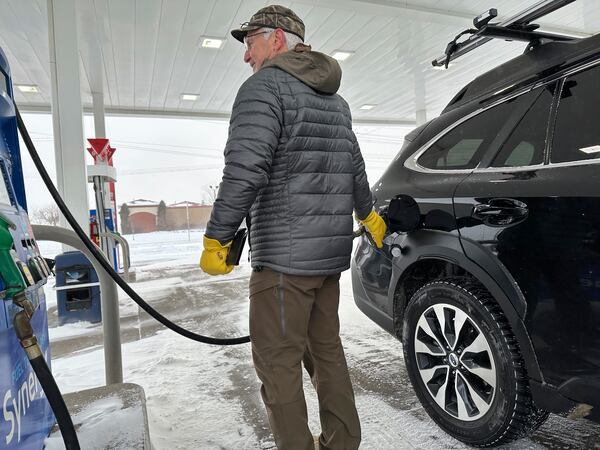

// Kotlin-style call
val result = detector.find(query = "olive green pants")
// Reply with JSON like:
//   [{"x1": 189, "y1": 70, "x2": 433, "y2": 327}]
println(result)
[{"x1": 249, "y1": 268, "x2": 361, "y2": 450}]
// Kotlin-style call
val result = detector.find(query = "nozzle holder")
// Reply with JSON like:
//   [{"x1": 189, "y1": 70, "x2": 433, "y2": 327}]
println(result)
[
  {"x1": 13, "y1": 254, "x2": 35, "y2": 286},
  {"x1": 35, "y1": 255, "x2": 50, "y2": 277},
  {"x1": 27, "y1": 256, "x2": 43, "y2": 283}
]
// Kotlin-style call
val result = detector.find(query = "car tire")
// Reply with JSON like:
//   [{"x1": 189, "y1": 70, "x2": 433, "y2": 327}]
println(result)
[{"x1": 402, "y1": 277, "x2": 548, "y2": 447}]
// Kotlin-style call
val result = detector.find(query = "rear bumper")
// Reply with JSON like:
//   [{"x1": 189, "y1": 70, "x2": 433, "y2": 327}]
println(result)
[{"x1": 350, "y1": 262, "x2": 394, "y2": 334}]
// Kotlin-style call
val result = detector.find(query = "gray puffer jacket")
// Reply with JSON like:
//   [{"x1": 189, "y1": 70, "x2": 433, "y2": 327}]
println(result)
[{"x1": 206, "y1": 48, "x2": 373, "y2": 275}]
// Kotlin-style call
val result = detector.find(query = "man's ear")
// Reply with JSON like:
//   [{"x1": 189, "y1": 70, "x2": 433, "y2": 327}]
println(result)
[{"x1": 274, "y1": 28, "x2": 287, "y2": 51}]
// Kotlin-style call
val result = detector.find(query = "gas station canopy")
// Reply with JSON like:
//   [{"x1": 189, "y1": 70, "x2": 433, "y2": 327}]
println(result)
[{"x1": 1, "y1": 0, "x2": 598, "y2": 125}]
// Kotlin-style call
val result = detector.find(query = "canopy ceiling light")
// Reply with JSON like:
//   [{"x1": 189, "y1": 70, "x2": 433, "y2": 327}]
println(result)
[
  {"x1": 16, "y1": 84, "x2": 39, "y2": 93},
  {"x1": 200, "y1": 37, "x2": 225, "y2": 49},
  {"x1": 331, "y1": 50, "x2": 355, "y2": 61}
]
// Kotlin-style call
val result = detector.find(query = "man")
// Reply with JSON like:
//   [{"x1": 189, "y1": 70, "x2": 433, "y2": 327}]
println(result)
[{"x1": 200, "y1": 5, "x2": 386, "y2": 449}]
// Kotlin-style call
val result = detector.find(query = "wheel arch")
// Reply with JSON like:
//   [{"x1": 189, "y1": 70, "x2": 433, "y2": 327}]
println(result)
[{"x1": 389, "y1": 229, "x2": 543, "y2": 382}]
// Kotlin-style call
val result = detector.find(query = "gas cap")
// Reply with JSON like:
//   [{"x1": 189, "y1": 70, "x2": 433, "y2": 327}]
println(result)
[{"x1": 391, "y1": 247, "x2": 402, "y2": 257}]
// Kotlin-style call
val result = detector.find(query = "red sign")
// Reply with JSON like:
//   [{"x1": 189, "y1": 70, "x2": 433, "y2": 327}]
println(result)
[{"x1": 87, "y1": 138, "x2": 116, "y2": 164}]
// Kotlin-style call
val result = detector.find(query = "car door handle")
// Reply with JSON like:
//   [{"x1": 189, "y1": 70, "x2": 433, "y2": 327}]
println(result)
[
  {"x1": 472, "y1": 198, "x2": 528, "y2": 226},
  {"x1": 472, "y1": 204, "x2": 527, "y2": 217}
]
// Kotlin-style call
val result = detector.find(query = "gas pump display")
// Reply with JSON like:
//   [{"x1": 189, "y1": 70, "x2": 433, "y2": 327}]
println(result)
[{"x1": 0, "y1": 47, "x2": 54, "y2": 449}]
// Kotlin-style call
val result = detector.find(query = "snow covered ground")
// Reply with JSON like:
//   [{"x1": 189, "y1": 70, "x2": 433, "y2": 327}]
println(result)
[{"x1": 39, "y1": 230, "x2": 600, "y2": 449}]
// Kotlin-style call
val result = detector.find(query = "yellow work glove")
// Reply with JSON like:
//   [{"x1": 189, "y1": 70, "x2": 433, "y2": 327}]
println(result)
[
  {"x1": 358, "y1": 210, "x2": 387, "y2": 248},
  {"x1": 200, "y1": 236, "x2": 234, "y2": 275}
]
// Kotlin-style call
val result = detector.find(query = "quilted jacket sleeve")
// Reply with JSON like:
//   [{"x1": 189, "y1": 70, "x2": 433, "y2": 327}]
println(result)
[
  {"x1": 350, "y1": 131, "x2": 373, "y2": 221},
  {"x1": 205, "y1": 70, "x2": 283, "y2": 243}
]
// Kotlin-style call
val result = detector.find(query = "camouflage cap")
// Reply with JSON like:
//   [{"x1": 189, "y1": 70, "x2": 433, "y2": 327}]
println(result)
[{"x1": 231, "y1": 5, "x2": 305, "y2": 43}]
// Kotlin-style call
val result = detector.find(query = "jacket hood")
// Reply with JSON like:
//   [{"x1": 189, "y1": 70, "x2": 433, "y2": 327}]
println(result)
[{"x1": 262, "y1": 44, "x2": 341, "y2": 95}]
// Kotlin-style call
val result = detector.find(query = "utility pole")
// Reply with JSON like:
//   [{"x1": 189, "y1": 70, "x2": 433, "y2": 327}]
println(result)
[{"x1": 185, "y1": 201, "x2": 190, "y2": 241}]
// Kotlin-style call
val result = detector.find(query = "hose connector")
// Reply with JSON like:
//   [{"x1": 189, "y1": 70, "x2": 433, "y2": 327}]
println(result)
[
  {"x1": 12, "y1": 290, "x2": 35, "y2": 319},
  {"x1": 13, "y1": 310, "x2": 43, "y2": 359}
]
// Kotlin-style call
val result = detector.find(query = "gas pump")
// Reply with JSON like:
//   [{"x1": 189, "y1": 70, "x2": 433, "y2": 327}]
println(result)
[
  {"x1": 0, "y1": 47, "x2": 66, "y2": 449},
  {"x1": 0, "y1": 215, "x2": 79, "y2": 450},
  {"x1": 87, "y1": 138, "x2": 119, "y2": 271},
  {"x1": 0, "y1": 31, "x2": 255, "y2": 446}
]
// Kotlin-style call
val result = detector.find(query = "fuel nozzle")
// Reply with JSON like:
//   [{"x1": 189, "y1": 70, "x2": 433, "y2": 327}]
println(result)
[
  {"x1": 0, "y1": 214, "x2": 28, "y2": 298},
  {"x1": 0, "y1": 213, "x2": 38, "y2": 318}
]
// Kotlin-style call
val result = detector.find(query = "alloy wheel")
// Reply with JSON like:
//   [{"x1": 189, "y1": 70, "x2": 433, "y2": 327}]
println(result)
[{"x1": 413, "y1": 303, "x2": 497, "y2": 421}]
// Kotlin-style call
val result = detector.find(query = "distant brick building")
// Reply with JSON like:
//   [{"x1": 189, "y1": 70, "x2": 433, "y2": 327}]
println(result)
[
  {"x1": 166, "y1": 201, "x2": 212, "y2": 230},
  {"x1": 126, "y1": 199, "x2": 159, "y2": 233},
  {"x1": 121, "y1": 199, "x2": 213, "y2": 234}
]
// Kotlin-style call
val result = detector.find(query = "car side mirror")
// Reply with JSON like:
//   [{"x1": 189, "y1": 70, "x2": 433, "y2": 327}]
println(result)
[{"x1": 387, "y1": 195, "x2": 421, "y2": 233}]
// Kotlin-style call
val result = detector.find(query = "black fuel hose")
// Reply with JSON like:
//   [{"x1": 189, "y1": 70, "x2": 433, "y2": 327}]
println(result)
[
  {"x1": 15, "y1": 105, "x2": 250, "y2": 345},
  {"x1": 30, "y1": 354, "x2": 81, "y2": 449}
]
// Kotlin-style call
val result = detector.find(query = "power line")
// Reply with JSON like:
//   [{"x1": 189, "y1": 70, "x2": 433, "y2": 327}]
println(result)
[
  {"x1": 117, "y1": 145, "x2": 223, "y2": 159},
  {"x1": 110, "y1": 139, "x2": 222, "y2": 151},
  {"x1": 120, "y1": 164, "x2": 223, "y2": 175}
]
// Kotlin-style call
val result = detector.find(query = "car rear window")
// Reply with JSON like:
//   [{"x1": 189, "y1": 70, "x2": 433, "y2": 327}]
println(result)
[
  {"x1": 552, "y1": 64, "x2": 600, "y2": 164},
  {"x1": 490, "y1": 85, "x2": 554, "y2": 168},
  {"x1": 418, "y1": 99, "x2": 519, "y2": 170}
]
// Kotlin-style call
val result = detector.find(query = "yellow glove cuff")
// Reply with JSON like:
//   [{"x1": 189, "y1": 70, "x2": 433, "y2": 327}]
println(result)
[
  {"x1": 200, "y1": 236, "x2": 234, "y2": 275},
  {"x1": 357, "y1": 210, "x2": 387, "y2": 249},
  {"x1": 203, "y1": 236, "x2": 232, "y2": 249},
  {"x1": 359, "y1": 210, "x2": 378, "y2": 226}
]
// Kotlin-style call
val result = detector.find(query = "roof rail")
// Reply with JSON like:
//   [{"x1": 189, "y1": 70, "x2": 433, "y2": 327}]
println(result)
[{"x1": 432, "y1": 0, "x2": 578, "y2": 69}]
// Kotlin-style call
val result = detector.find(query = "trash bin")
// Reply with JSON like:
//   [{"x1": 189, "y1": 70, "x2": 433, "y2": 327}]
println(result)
[{"x1": 55, "y1": 251, "x2": 101, "y2": 325}]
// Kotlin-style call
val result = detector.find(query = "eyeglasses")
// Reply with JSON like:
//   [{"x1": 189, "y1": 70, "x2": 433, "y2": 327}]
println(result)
[{"x1": 244, "y1": 30, "x2": 272, "y2": 50}]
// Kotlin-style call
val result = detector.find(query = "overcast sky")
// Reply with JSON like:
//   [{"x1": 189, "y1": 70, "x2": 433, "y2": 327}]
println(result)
[{"x1": 20, "y1": 113, "x2": 410, "y2": 213}]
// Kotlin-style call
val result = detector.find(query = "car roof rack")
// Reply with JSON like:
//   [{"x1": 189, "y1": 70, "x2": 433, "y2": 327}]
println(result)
[{"x1": 432, "y1": 0, "x2": 579, "y2": 69}]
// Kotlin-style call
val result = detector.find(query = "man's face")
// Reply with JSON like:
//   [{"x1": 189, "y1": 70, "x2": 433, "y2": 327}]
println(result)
[{"x1": 243, "y1": 29, "x2": 276, "y2": 73}]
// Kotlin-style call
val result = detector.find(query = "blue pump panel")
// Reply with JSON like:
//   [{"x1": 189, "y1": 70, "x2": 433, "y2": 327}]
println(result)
[
  {"x1": 0, "y1": 47, "x2": 27, "y2": 212},
  {"x1": 0, "y1": 46, "x2": 55, "y2": 448},
  {"x1": 1, "y1": 295, "x2": 53, "y2": 449},
  {"x1": 0, "y1": 210, "x2": 55, "y2": 449}
]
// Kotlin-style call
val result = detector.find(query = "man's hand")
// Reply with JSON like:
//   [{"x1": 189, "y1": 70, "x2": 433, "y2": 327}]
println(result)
[
  {"x1": 200, "y1": 236, "x2": 234, "y2": 275},
  {"x1": 358, "y1": 210, "x2": 387, "y2": 248}
]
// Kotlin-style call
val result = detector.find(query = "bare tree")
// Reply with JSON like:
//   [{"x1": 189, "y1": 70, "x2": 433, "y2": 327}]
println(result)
[
  {"x1": 204, "y1": 184, "x2": 219, "y2": 204},
  {"x1": 31, "y1": 204, "x2": 60, "y2": 226}
]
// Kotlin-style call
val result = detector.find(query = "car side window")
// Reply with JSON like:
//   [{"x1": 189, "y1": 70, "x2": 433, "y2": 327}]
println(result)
[
  {"x1": 491, "y1": 85, "x2": 554, "y2": 168},
  {"x1": 552, "y1": 64, "x2": 600, "y2": 164},
  {"x1": 418, "y1": 98, "x2": 522, "y2": 170}
]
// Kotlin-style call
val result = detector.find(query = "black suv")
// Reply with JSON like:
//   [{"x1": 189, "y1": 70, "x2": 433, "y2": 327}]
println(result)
[{"x1": 351, "y1": 32, "x2": 600, "y2": 446}]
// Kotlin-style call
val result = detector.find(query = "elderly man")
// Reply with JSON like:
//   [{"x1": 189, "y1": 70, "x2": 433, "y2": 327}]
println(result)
[{"x1": 200, "y1": 5, "x2": 386, "y2": 449}]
